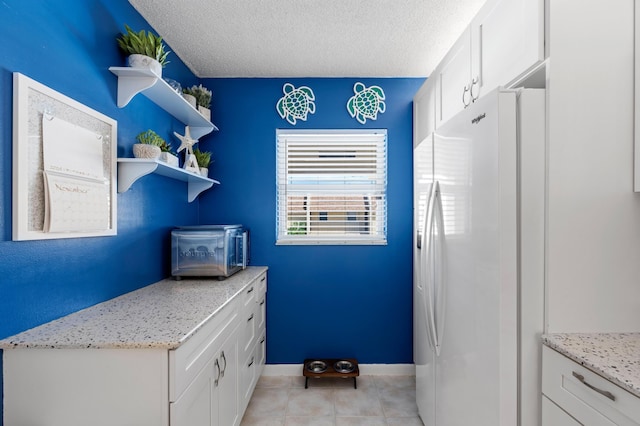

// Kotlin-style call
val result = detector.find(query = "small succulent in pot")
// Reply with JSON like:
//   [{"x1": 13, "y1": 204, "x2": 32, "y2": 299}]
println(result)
[
  {"x1": 193, "y1": 148, "x2": 212, "y2": 168},
  {"x1": 183, "y1": 84, "x2": 212, "y2": 109},
  {"x1": 136, "y1": 129, "x2": 167, "y2": 147},
  {"x1": 133, "y1": 129, "x2": 169, "y2": 159},
  {"x1": 117, "y1": 24, "x2": 170, "y2": 75}
]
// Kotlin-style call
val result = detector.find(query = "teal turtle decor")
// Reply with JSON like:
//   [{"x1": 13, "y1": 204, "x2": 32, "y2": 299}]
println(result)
[
  {"x1": 347, "y1": 82, "x2": 386, "y2": 124},
  {"x1": 276, "y1": 83, "x2": 316, "y2": 125}
]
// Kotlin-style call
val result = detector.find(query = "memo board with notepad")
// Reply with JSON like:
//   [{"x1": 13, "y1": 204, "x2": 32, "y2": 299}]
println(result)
[{"x1": 12, "y1": 72, "x2": 118, "y2": 241}]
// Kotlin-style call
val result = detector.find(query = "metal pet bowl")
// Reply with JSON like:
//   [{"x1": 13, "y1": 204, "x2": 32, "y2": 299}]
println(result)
[
  {"x1": 333, "y1": 360, "x2": 355, "y2": 373},
  {"x1": 305, "y1": 360, "x2": 328, "y2": 374}
]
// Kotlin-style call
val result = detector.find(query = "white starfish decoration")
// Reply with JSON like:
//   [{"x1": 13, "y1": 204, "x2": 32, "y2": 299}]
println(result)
[{"x1": 174, "y1": 127, "x2": 200, "y2": 173}]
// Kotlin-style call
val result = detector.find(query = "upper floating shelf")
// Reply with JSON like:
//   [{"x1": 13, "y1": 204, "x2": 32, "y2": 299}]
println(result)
[{"x1": 109, "y1": 67, "x2": 218, "y2": 140}]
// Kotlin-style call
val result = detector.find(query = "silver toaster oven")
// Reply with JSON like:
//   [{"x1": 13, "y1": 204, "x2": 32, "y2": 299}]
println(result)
[{"x1": 171, "y1": 224, "x2": 249, "y2": 279}]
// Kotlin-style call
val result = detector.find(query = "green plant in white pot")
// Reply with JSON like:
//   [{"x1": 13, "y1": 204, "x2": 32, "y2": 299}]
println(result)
[
  {"x1": 134, "y1": 129, "x2": 166, "y2": 159},
  {"x1": 117, "y1": 24, "x2": 170, "y2": 77},
  {"x1": 193, "y1": 148, "x2": 212, "y2": 177},
  {"x1": 183, "y1": 84, "x2": 212, "y2": 120}
]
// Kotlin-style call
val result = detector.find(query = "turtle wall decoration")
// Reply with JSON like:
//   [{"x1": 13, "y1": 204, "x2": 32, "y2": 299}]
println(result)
[
  {"x1": 276, "y1": 83, "x2": 316, "y2": 125},
  {"x1": 347, "y1": 82, "x2": 386, "y2": 124}
]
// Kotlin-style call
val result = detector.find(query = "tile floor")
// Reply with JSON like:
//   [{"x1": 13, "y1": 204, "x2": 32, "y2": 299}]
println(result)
[{"x1": 240, "y1": 375, "x2": 423, "y2": 426}]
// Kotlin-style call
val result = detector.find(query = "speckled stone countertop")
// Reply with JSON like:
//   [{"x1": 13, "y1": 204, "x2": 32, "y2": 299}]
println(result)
[
  {"x1": 0, "y1": 266, "x2": 267, "y2": 350},
  {"x1": 542, "y1": 333, "x2": 640, "y2": 398}
]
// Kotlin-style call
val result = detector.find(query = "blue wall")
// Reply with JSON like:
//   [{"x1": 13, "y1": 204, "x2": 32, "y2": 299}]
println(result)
[
  {"x1": 0, "y1": 0, "x2": 423, "y2": 422},
  {"x1": 0, "y1": 1, "x2": 207, "y2": 423},
  {"x1": 198, "y1": 78, "x2": 424, "y2": 364}
]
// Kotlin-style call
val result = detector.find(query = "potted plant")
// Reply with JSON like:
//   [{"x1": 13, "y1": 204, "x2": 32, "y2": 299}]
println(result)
[
  {"x1": 134, "y1": 129, "x2": 167, "y2": 160},
  {"x1": 183, "y1": 84, "x2": 212, "y2": 120},
  {"x1": 117, "y1": 24, "x2": 170, "y2": 77},
  {"x1": 157, "y1": 139, "x2": 179, "y2": 167},
  {"x1": 193, "y1": 148, "x2": 212, "y2": 177}
]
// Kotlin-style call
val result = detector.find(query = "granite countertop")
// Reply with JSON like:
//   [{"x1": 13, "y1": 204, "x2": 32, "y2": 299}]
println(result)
[
  {"x1": 542, "y1": 332, "x2": 640, "y2": 399},
  {"x1": 0, "y1": 266, "x2": 267, "y2": 350}
]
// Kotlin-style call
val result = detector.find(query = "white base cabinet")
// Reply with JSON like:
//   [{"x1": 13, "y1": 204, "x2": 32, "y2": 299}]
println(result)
[
  {"x1": 542, "y1": 346, "x2": 640, "y2": 426},
  {"x1": 2, "y1": 270, "x2": 267, "y2": 426},
  {"x1": 239, "y1": 273, "x2": 267, "y2": 414},
  {"x1": 542, "y1": 396, "x2": 582, "y2": 426}
]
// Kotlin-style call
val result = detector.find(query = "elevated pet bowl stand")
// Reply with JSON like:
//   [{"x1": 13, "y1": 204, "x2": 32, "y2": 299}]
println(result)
[{"x1": 303, "y1": 358, "x2": 360, "y2": 389}]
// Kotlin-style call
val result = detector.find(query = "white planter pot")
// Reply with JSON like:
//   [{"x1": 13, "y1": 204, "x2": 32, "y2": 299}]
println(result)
[
  {"x1": 127, "y1": 54, "x2": 162, "y2": 77},
  {"x1": 159, "y1": 152, "x2": 179, "y2": 167},
  {"x1": 199, "y1": 167, "x2": 209, "y2": 177},
  {"x1": 198, "y1": 106, "x2": 211, "y2": 121},
  {"x1": 133, "y1": 143, "x2": 161, "y2": 159},
  {"x1": 183, "y1": 93, "x2": 197, "y2": 109}
]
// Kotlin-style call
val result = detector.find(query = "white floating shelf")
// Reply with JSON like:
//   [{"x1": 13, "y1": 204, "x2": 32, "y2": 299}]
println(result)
[
  {"x1": 117, "y1": 158, "x2": 219, "y2": 202},
  {"x1": 109, "y1": 67, "x2": 218, "y2": 140}
]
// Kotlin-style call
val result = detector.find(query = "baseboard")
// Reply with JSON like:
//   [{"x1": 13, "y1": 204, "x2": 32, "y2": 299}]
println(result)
[{"x1": 262, "y1": 363, "x2": 415, "y2": 376}]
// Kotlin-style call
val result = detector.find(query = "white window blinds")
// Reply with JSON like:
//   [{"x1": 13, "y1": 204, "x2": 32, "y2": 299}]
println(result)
[{"x1": 276, "y1": 129, "x2": 387, "y2": 245}]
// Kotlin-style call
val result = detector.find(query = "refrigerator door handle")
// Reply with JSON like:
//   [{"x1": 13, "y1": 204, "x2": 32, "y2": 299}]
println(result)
[
  {"x1": 432, "y1": 182, "x2": 446, "y2": 356},
  {"x1": 423, "y1": 181, "x2": 440, "y2": 355}
]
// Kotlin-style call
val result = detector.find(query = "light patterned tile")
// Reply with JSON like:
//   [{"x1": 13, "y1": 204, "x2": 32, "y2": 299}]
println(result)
[
  {"x1": 387, "y1": 416, "x2": 424, "y2": 426},
  {"x1": 335, "y1": 417, "x2": 387, "y2": 426},
  {"x1": 374, "y1": 375, "x2": 415, "y2": 390},
  {"x1": 334, "y1": 387, "x2": 383, "y2": 417},
  {"x1": 286, "y1": 388, "x2": 335, "y2": 417},
  {"x1": 245, "y1": 388, "x2": 290, "y2": 417},
  {"x1": 379, "y1": 386, "x2": 418, "y2": 417},
  {"x1": 285, "y1": 416, "x2": 336, "y2": 426},
  {"x1": 257, "y1": 375, "x2": 294, "y2": 389},
  {"x1": 241, "y1": 415, "x2": 286, "y2": 426}
]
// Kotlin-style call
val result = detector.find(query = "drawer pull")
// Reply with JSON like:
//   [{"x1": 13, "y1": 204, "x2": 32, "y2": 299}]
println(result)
[
  {"x1": 572, "y1": 371, "x2": 616, "y2": 401},
  {"x1": 214, "y1": 359, "x2": 221, "y2": 387},
  {"x1": 247, "y1": 314, "x2": 254, "y2": 322},
  {"x1": 260, "y1": 337, "x2": 265, "y2": 344},
  {"x1": 261, "y1": 276, "x2": 266, "y2": 282},
  {"x1": 220, "y1": 351, "x2": 227, "y2": 378},
  {"x1": 247, "y1": 287, "x2": 254, "y2": 294},
  {"x1": 260, "y1": 299, "x2": 265, "y2": 306},
  {"x1": 248, "y1": 357, "x2": 255, "y2": 367}
]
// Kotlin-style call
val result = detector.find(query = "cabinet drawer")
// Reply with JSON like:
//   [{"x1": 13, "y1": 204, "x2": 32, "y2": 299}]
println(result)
[
  {"x1": 240, "y1": 273, "x2": 267, "y2": 360},
  {"x1": 542, "y1": 346, "x2": 640, "y2": 425},
  {"x1": 542, "y1": 395, "x2": 581, "y2": 425},
  {"x1": 169, "y1": 300, "x2": 238, "y2": 402}
]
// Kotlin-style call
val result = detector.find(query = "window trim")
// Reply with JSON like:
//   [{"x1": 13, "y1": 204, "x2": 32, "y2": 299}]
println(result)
[{"x1": 276, "y1": 129, "x2": 388, "y2": 246}]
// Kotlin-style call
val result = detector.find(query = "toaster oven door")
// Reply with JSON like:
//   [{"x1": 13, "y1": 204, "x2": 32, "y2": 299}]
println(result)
[{"x1": 171, "y1": 230, "x2": 228, "y2": 277}]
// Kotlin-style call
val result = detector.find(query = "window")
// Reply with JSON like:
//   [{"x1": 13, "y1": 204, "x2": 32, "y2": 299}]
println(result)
[{"x1": 276, "y1": 129, "x2": 387, "y2": 245}]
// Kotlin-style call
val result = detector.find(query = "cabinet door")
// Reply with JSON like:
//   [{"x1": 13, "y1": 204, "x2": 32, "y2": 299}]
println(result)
[
  {"x1": 171, "y1": 359, "x2": 215, "y2": 426},
  {"x1": 435, "y1": 27, "x2": 472, "y2": 127},
  {"x1": 215, "y1": 325, "x2": 240, "y2": 426},
  {"x1": 471, "y1": 0, "x2": 544, "y2": 97},
  {"x1": 542, "y1": 396, "x2": 582, "y2": 426},
  {"x1": 414, "y1": 79, "x2": 436, "y2": 145}
]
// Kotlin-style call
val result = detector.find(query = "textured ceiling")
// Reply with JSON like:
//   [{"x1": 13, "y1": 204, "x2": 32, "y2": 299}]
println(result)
[{"x1": 127, "y1": 0, "x2": 487, "y2": 78}]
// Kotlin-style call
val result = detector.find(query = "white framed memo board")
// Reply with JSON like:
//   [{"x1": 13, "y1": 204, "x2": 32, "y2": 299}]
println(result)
[{"x1": 12, "y1": 72, "x2": 118, "y2": 241}]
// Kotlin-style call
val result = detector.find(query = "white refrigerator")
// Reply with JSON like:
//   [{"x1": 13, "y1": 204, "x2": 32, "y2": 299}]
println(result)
[{"x1": 413, "y1": 88, "x2": 545, "y2": 426}]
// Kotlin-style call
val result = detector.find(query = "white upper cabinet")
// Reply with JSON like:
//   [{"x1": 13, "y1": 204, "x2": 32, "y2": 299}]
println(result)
[
  {"x1": 470, "y1": 0, "x2": 544, "y2": 98},
  {"x1": 434, "y1": 27, "x2": 472, "y2": 127},
  {"x1": 430, "y1": 0, "x2": 544, "y2": 128},
  {"x1": 413, "y1": 77, "x2": 436, "y2": 146}
]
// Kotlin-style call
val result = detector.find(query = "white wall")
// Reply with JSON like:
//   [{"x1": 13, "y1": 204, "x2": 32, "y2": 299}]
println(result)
[{"x1": 546, "y1": 0, "x2": 640, "y2": 332}]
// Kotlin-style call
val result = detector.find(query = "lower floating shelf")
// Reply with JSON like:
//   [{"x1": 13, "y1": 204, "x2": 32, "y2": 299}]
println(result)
[{"x1": 117, "y1": 158, "x2": 219, "y2": 202}]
